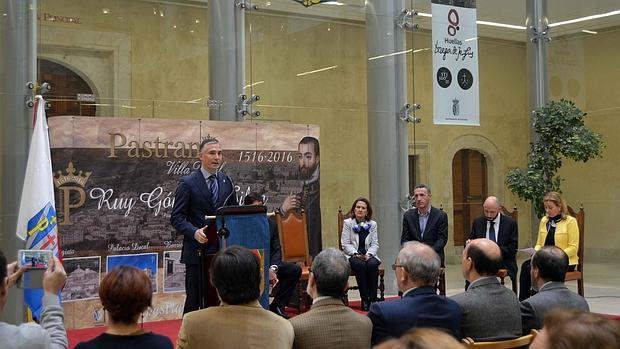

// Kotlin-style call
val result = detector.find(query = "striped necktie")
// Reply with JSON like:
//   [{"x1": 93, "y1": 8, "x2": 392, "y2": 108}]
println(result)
[{"x1": 208, "y1": 174, "x2": 219, "y2": 204}]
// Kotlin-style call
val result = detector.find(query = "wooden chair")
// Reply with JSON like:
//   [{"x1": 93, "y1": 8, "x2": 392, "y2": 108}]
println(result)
[
  {"x1": 337, "y1": 207, "x2": 385, "y2": 306},
  {"x1": 565, "y1": 205, "x2": 585, "y2": 296},
  {"x1": 275, "y1": 209, "x2": 312, "y2": 312},
  {"x1": 461, "y1": 329, "x2": 538, "y2": 348},
  {"x1": 497, "y1": 205, "x2": 518, "y2": 294}
]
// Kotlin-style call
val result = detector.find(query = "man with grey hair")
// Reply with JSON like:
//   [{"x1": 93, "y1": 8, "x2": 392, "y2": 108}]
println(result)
[
  {"x1": 289, "y1": 248, "x2": 371, "y2": 348},
  {"x1": 171, "y1": 136, "x2": 238, "y2": 314},
  {"x1": 367, "y1": 242, "x2": 462, "y2": 345},
  {"x1": 469, "y1": 196, "x2": 518, "y2": 286},
  {"x1": 401, "y1": 184, "x2": 449, "y2": 266}
]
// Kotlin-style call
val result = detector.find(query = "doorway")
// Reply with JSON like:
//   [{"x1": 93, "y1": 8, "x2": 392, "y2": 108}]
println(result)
[
  {"x1": 38, "y1": 59, "x2": 96, "y2": 117},
  {"x1": 452, "y1": 149, "x2": 488, "y2": 246}
]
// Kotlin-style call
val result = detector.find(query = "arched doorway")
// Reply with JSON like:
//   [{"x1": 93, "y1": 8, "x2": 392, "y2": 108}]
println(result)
[
  {"x1": 452, "y1": 149, "x2": 488, "y2": 246},
  {"x1": 38, "y1": 59, "x2": 96, "y2": 117}
]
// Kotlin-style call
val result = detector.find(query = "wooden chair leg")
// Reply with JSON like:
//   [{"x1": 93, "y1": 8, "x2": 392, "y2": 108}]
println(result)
[
  {"x1": 577, "y1": 278, "x2": 584, "y2": 297},
  {"x1": 438, "y1": 272, "x2": 446, "y2": 296},
  {"x1": 379, "y1": 274, "x2": 385, "y2": 301}
]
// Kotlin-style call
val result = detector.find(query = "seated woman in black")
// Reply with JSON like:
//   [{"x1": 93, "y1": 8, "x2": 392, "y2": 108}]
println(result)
[
  {"x1": 340, "y1": 197, "x2": 381, "y2": 311},
  {"x1": 75, "y1": 266, "x2": 173, "y2": 349}
]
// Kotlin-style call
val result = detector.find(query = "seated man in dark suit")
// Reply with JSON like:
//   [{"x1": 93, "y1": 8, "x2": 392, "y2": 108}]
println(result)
[
  {"x1": 468, "y1": 196, "x2": 518, "y2": 286},
  {"x1": 367, "y1": 242, "x2": 462, "y2": 345},
  {"x1": 401, "y1": 184, "x2": 448, "y2": 266},
  {"x1": 521, "y1": 246, "x2": 589, "y2": 334},
  {"x1": 451, "y1": 239, "x2": 522, "y2": 341},
  {"x1": 244, "y1": 193, "x2": 302, "y2": 319}
]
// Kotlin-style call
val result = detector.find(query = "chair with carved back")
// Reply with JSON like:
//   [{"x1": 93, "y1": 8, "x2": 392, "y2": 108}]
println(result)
[
  {"x1": 274, "y1": 209, "x2": 312, "y2": 313},
  {"x1": 461, "y1": 329, "x2": 538, "y2": 349},
  {"x1": 337, "y1": 207, "x2": 385, "y2": 306},
  {"x1": 565, "y1": 205, "x2": 585, "y2": 296},
  {"x1": 497, "y1": 205, "x2": 518, "y2": 294}
]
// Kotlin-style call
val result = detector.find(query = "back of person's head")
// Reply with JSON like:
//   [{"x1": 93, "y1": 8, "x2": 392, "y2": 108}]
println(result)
[
  {"x1": 400, "y1": 328, "x2": 462, "y2": 349},
  {"x1": 100, "y1": 266, "x2": 152, "y2": 324},
  {"x1": 532, "y1": 246, "x2": 569, "y2": 282},
  {"x1": 311, "y1": 248, "x2": 350, "y2": 298},
  {"x1": 398, "y1": 242, "x2": 441, "y2": 286},
  {"x1": 539, "y1": 308, "x2": 620, "y2": 349},
  {"x1": 210, "y1": 246, "x2": 261, "y2": 305},
  {"x1": 372, "y1": 339, "x2": 405, "y2": 349},
  {"x1": 243, "y1": 193, "x2": 263, "y2": 205},
  {"x1": 465, "y1": 239, "x2": 502, "y2": 276}
]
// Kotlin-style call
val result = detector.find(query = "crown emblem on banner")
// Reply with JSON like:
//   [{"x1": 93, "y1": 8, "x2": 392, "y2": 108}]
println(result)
[{"x1": 53, "y1": 162, "x2": 92, "y2": 188}]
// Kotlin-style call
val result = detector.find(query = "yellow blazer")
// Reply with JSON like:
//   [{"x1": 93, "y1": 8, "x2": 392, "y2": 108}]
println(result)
[{"x1": 535, "y1": 215, "x2": 579, "y2": 266}]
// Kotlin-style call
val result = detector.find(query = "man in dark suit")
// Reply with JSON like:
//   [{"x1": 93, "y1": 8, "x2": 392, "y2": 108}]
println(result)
[
  {"x1": 367, "y1": 242, "x2": 462, "y2": 345},
  {"x1": 451, "y1": 239, "x2": 522, "y2": 341},
  {"x1": 401, "y1": 184, "x2": 448, "y2": 265},
  {"x1": 171, "y1": 136, "x2": 238, "y2": 314},
  {"x1": 520, "y1": 246, "x2": 589, "y2": 334},
  {"x1": 469, "y1": 196, "x2": 518, "y2": 285},
  {"x1": 244, "y1": 194, "x2": 301, "y2": 319}
]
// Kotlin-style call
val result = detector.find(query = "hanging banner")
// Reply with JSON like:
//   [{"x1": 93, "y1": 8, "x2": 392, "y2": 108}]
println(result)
[
  {"x1": 432, "y1": 0, "x2": 479, "y2": 126},
  {"x1": 48, "y1": 116, "x2": 320, "y2": 329}
]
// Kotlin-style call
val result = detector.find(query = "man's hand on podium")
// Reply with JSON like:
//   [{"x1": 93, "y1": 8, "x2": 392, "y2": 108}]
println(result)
[{"x1": 194, "y1": 225, "x2": 209, "y2": 244}]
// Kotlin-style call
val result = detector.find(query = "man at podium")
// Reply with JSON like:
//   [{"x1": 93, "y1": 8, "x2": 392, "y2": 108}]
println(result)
[{"x1": 171, "y1": 136, "x2": 238, "y2": 314}]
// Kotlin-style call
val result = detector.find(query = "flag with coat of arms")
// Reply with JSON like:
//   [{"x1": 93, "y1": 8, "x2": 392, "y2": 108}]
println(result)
[{"x1": 16, "y1": 95, "x2": 60, "y2": 319}]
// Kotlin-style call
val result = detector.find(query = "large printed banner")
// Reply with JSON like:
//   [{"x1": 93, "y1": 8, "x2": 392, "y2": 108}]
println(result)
[
  {"x1": 48, "y1": 116, "x2": 320, "y2": 329},
  {"x1": 432, "y1": 0, "x2": 480, "y2": 126}
]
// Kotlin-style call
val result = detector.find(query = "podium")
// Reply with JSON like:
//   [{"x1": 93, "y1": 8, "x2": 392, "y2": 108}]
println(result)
[{"x1": 199, "y1": 205, "x2": 271, "y2": 308}]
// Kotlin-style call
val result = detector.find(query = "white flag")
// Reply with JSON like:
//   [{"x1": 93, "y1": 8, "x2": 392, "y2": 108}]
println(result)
[{"x1": 16, "y1": 95, "x2": 59, "y2": 253}]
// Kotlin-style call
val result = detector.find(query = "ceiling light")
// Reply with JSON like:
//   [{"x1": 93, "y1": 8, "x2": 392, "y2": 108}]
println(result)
[
  {"x1": 102, "y1": 8, "x2": 110, "y2": 14},
  {"x1": 549, "y1": 10, "x2": 620, "y2": 27},
  {"x1": 324, "y1": 1, "x2": 344, "y2": 5},
  {"x1": 244, "y1": 81, "x2": 265, "y2": 89},
  {"x1": 297, "y1": 65, "x2": 338, "y2": 77},
  {"x1": 581, "y1": 29, "x2": 598, "y2": 34},
  {"x1": 195, "y1": 19, "x2": 200, "y2": 24}
]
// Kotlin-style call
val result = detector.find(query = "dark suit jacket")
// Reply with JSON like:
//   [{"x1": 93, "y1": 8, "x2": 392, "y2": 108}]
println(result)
[
  {"x1": 451, "y1": 277, "x2": 522, "y2": 341},
  {"x1": 170, "y1": 170, "x2": 237, "y2": 264},
  {"x1": 469, "y1": 214, "x2": 518, "y2": 279},
  {"x1": 367, "y1": 285, "x2": 462, "y2": 345},
  {"x1": 401, "y1": 207, "x2": 448, "y2": 264},
  {"x1": 268, "y1": 218, "x2": 282, "y2": 267},
  {"x1": 520, "y1": 281, "x2": 589, "y2": 334}
]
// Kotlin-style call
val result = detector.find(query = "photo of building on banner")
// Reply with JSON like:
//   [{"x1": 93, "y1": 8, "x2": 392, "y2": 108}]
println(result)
[{"x1": 432, "y1": 0, "x2": 480, "y2": 126}]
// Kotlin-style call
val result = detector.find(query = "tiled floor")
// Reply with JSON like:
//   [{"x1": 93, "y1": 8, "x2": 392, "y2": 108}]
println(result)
[{"x1": 349, "y1": 260, "x2": 620, "y2": 315}]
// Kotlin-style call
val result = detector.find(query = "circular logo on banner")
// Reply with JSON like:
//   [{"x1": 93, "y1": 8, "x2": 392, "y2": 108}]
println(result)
[
  {"x1": 437, "y1": 67, "x2": 452, "y2": 88},
  {"x1": 457, "y1": 68, "x2": 474, "y2": 90}
]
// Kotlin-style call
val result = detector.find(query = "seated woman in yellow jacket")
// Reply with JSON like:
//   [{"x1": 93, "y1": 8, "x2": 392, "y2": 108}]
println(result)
[{"x1": 519, "y1": 191, "x2": 579, "y2": 301}]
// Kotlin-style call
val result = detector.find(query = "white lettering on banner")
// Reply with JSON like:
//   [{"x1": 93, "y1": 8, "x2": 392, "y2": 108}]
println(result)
[
  {"x1": 432, "y1": 1, "x2": 480, "y2": 126},
  {"x1": 140, "y1": 187, "x2": 175, "y2": 216},
  {"x1": 89, "y1": 188, "x2": 136, "y2": 217}
]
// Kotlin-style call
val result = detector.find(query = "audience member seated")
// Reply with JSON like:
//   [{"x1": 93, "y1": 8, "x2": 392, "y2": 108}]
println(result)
[
  {"x1": 289, "y1": 248, "x2": 371, "y2": 349},
  {"x1": 177, "y1": 246, "x2": 294, "y2": 349},
  {"x1": 368, "y1": 242, "x2": 461, "y2": 345},
  {"x1": 529, "y1": 308, "x2": 620, "y2": 349},
  {"x1": 519, "y1": 191, "x2": 579, "y2": 301},
  {"x1": 468, "y1": 196, "x2": 518, "y2": 286},
  {"x1": 0, "y1": 249, "x2": 67, "y2": 349},
  {"x1": 451, "y1": 238, "x2": 522, "y2": 341},
  {"x1": 521, "y1": 246, "x2": 589, "y2": 334},
  {"x1": 341, "y1": 197, "x2": 381, "y2": 311},
  {"x1": 245, "y1": 193, "x2": 302, "y2": 319},
  {"x1": 75, "y1": 266, "x2": 172, "y2": 349}
]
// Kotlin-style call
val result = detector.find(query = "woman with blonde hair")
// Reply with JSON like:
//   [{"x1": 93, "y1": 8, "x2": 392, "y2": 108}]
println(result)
[{"x1": 519, "y1": 191, "x2": 580, "y2": 300}]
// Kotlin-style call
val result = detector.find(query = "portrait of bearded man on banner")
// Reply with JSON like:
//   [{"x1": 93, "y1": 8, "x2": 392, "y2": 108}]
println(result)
[{"x1": 281, "y1": 136, "x2": 322, "y2": 257}]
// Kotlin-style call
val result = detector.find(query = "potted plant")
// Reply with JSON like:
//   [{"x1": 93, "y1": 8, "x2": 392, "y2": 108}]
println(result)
[{"x1": 506, "y1": 99, "x2": 605, "y2": 218}]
